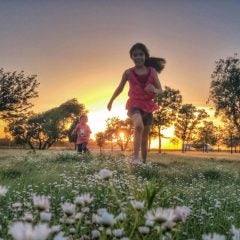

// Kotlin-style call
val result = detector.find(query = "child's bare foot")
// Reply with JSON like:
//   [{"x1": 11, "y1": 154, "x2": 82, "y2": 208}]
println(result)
[{"x1": 131, "y1": 159, "x2": 143, "y2": 167}]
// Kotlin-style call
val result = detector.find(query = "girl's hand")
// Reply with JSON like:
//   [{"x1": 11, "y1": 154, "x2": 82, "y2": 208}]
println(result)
[
  {"x1": 107, "y1": 101, "x2": 112, "y2": 111},
  {"x1": 144, "y1": 84, "x2": 156, "y2": 93}
]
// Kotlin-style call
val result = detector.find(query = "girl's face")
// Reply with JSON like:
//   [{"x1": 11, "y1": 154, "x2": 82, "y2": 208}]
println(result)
[
  {"x1": 131, "y1": 49, "x2": 146, "y2": 67},
  {"x1": 79, "y1": 116, "x2": 88, "y2": 123}
]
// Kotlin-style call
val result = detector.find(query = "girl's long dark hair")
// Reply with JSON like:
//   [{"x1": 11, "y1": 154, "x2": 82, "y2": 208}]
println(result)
[{"x1": 129, "y1": 43, "x2": 166, "y2": 73}]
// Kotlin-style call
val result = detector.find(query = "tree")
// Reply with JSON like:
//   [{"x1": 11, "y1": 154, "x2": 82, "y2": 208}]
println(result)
[
  {"x1": 0, "y1": 68, "x2": 39, "y2": 120},
  {"x1": 95, "y1": 132, "x2": 106, "y2": 153},
  {"x1": 170, "y1": 137, "x2": 180, "y2": 150},
  {"x1": 213, "y1": 125, "x2": 224, "y2": 152},
  {"x1": 222, "y1": 118, "x2": 240, "y2": 153},
  {"x1": 209, "y1": 54, "x2": 240, "y2": 134},
  {"x1": 153, "y1": 86, "x2": 182, "y2": 153},
  {"x1": 174, "y1": 104, "x2": 209, "y2": 153},
  {"x1": 194, "y1": 121, "x2": 217, "y2": 152},
  {"x1": 8, "y1": 99, "x2": 85, "y2": 149},
  {"x1": 148, "y1": 126, "x2": 158, "y2": 151},
  {"x1": 104, "y1": 117, "x2": 134, "y2": 151}
]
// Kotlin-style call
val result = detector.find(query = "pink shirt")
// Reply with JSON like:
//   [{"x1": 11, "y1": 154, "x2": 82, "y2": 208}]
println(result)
[
  {"x1": 125, "y1": 67, "x2": 158, "y2": 113},
  {"x1": 75, "y1": 123, "x2": 91, "y2": 144}
]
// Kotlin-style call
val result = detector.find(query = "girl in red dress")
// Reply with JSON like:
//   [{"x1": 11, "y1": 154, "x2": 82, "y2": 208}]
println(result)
[
  {"x1": 73, "y1": 114, "x2": 92, "y2": 153},
  {"x1": 107, "y1": 43, "x2": 165, "y2": 165}
]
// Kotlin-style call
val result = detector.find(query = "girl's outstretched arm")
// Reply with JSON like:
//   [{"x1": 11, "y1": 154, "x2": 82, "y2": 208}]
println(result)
[{"x1": 107, "y1": 70, "x2": 128, "y2": 111}]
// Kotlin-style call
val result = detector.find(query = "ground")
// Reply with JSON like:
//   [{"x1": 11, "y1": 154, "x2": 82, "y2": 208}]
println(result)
[{"x1": 1, "y1": 149, "x2": 240, "y2": 239}]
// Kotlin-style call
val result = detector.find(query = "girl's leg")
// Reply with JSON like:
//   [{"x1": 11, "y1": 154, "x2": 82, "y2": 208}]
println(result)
[
  {"x1": 77, "y1": 144, "x2": 82, "y2": 153},
  {"x1": 131, "y1": 113, "x2": 144, "y2": 161},
  {"x1": 141, "y1": 125, "x2": 151, "y2": 163},
  {"x1": 82, "y1": 142, "x2": 88, "y2": 153}
]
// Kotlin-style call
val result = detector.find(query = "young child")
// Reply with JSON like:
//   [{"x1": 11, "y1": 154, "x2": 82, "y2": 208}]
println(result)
[
  {"x1": 73, "y1": 114, "x2": 92, "y2": 154},
  {"x1": 107, "y1": 43, "x2": 165, "y2": 165}
]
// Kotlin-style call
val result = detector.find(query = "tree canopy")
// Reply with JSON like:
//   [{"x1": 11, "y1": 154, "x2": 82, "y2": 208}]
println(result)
[
  {"x1": 209, "y1": 54, "x2": 240, "y2": 133},
  {"x1": 0, "y1": 68, "x2": 39, "y2": 120},
  {"x1": 175, "y1": 104, "x2": 209, "y2": 152},
  {"x1": 8, "y1": 99, "x2": 85, "y2": 149},
  {"x1": 153, "y1": 86, "x2": 182, "y2": 153}
]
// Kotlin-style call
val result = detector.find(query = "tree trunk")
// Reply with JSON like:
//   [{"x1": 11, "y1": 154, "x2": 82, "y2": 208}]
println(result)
[
  {"x1": 182, "y1": 141, "x2": 185, "y2": 153},
  {"x1": 148, "y1": 133, "x2": 151, "y2": 152},
  {"x1": 27, "y1": 140, "x2": 35, "y2": 149},
  {"x1": 158, "y1": 128, "x2": 162, "y2": 153}
]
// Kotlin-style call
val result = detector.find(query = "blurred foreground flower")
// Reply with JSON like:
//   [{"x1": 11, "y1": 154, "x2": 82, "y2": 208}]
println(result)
[
  {"x1": 202, "y1": 233, "x2": 226, "y2": 240},
  {"x1": 9, "y1": 222, "x2": 51, "y2": 240},
  {"x1": 231, "y1": 225, "x2": 240, "y2": 240},
  {"x1": 33, "y1": 195, "x2": 50, "y2": 211},
  {"x1": 96, "y1": 210, "x2": 116, "y2": 227}
]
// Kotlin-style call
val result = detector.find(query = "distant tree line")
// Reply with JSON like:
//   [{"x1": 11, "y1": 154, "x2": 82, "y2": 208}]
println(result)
[{"x1": 1, "y1": 54, "x2": 240, "y2": 152}]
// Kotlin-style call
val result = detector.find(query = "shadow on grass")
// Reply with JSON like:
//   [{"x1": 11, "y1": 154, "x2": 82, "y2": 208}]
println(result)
[
  {"x1": 54, "y1": 152, "x2": 93, "y2": 162},
  {"x1": 0, "y1": 169, "x2": 22, "y2": 179}
]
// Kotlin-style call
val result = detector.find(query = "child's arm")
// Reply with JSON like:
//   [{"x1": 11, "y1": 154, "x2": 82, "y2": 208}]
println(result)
[
  {"x1": 72, "y1": 125, "x2": 78, "y2": 135},
  {"x1": 107, "y1": 70, "x2": 128, "y2": 111},
  {"x1": 145, "y1": 69, "x2": 163, "y2": 95}
]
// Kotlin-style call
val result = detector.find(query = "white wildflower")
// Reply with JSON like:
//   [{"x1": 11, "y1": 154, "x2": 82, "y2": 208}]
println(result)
[
  {"x1": 0, "y1": 185, "x2": 8, "y2": 197},
  {"x1": 231, "y1": 225, "x2": 240, "y2": 240},
  {"x1": 51, "y1": 225, "x2": 61, "y2": 234},
  {"x1": 106, "y1": 228, "x2": 112, "y2": 235},
  {"x1": 202, "y1": 233, "x2": 226, "y2": 240},
  {"x1": 91, "y1": 229, "x2": 101, "y2": 239},
  {"x1": 81, "y1": 207, "x2": 90, "y2": 213},
  {"x1": 113, "y1": 229, "x2": 124, "y2": 237},
  {"x1": 173, "y1": 206, "x2": 191, "y2": 222},
  {"x1": 98, "y1": 212, "x2": 115, "y2": 227},
  {"x1": 138, "y1": 226, "x2": 150, "y2": 235},
  {"x1": 145, "y1": 207, "x2": 175, "y2": 223},
  {"x1": 22, "y1": 213, "x2": 33, "y2": 222},
  {"x1": 131, "y1": 200, "x2": 144, "y2": 210},
  {"x1": 97, "y1": 208, "x2": 107, "y2": 215},
  {"x1": 75, "y1": 212, "x2": 84, "y2": 220},
  {"x1": 12, "y1": 202, "x2": 22, "y2": 209},
  {"x1": 69, "y1": 228, "x2": 76, "y2": 234},
  {"x1": 33, "y1": 195, "x2": 50, "y2": 211},
  {"x1": 115, "y1": 212, "x2": 127, "y2": 221},
  {"x1": 145, "y1": 219, "x2": 155, "y2": 227},
  {"x1": 98, "y1": 169, "x2": 113, "y2": 180},
  {"x1": 53, "y1": 232, "x2": 69, "y2": 240},
  {"x1": 40, "y1": 212, "x2": 51, "y2": 222},
  {"x1": 81, "y1": 193, "x2": 94, "y2": 204},
  {"x1": 162, "y1": 220, "x2": 176, "y2": 230},
  {"x1": 9, "y1": 222, "x2": 51, "y2": 240},
  {"x1": 74, "y1": 196, "x2": 85, "y2": 207},
  {"x1": 61, "y1": 202, "x2": 75, "y2": 216},
  {"x1": 65, "y1": 218, "x2": 75, "y2": 225}
]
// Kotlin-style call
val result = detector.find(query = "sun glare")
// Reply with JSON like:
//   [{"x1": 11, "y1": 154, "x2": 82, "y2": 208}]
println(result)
[{"x1": 87, "y1": 104, "x2": 127, "y2": 139}]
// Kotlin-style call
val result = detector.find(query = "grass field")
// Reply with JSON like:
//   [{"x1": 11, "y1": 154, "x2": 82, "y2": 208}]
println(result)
[{"x1": 1, "y1": 149, "x2": 240, "y2": 239}]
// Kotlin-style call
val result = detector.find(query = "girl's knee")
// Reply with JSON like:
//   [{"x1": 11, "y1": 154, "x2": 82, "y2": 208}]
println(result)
[{"x1": 134, "y1": 123, "x2": 144, "y2": 132}]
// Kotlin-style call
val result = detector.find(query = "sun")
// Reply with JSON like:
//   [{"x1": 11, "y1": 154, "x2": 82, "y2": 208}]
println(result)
[{"x1": 87, "y1": 104, "x2": 128, "y2": 139}]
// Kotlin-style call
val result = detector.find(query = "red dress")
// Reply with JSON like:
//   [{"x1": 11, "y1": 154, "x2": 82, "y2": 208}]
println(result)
[
  {"x1": 75, "y1": 123, "x2": 91, "y2": 144},
  {"x1": 126, "y1": 67, "x2": 158, "y2": 113}
]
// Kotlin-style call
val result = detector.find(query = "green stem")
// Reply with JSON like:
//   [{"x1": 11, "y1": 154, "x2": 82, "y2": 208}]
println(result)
[{"x1": 129, "y1": 211, "x2": 139, "y2": 238}]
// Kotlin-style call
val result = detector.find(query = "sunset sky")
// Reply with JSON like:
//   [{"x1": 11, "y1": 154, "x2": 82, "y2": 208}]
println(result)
[{"x1": 0, "y1": 0, "x2": 240, "y2": 147}]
